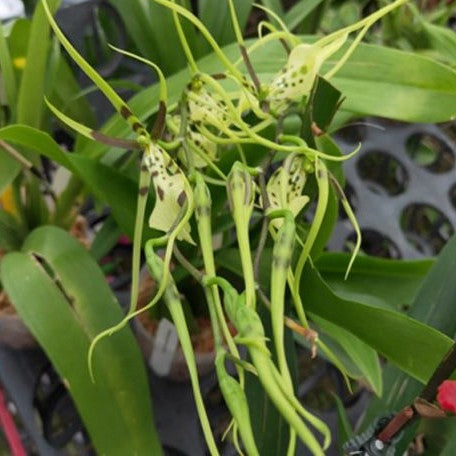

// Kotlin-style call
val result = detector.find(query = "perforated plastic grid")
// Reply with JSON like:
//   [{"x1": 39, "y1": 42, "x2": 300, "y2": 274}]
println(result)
[{"x1": 330, "y1": 119, "x2": 456, "y2": 259}]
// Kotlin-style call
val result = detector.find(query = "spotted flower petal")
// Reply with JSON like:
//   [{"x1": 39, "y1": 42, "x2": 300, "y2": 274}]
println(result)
[
  {"x1": 172, "y1": 116, "x2": 218, "y2": 168},
  {"x1": 144, "y1": 145, "x2": 194, "y2": 243},
  {"x1": 187, "y1": 86, "x2": 231, "y2": 131},
  {"x1": 268, "y1": 34, "x2": 347, "y2": 113},
  {"x1": 267, "y1": 153, "x2": 310, "y2": 227}
]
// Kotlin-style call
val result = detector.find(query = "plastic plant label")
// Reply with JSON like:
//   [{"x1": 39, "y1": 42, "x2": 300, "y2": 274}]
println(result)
[{"x1": 149, "y1": 318, "x2": 179, "y2": 377}]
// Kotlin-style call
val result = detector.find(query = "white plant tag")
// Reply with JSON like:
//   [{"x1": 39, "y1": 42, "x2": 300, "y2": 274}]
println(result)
[{"x1": 149, "y1": 318, "x2": 179, "y2": 377}]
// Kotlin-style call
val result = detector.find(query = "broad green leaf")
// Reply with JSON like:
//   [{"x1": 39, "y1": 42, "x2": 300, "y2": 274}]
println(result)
[
  {"x1": 316, "y1": 252, "x2": 432, "y2": 311},
  {"x1": 313, "y1": 315, "x2": 382, "y2": 396},
  {"x1": 0, "y1": 226, "x2": 162, "y2": 456},
  {"x1": 0, "y1": 125, "x2": 73, "y2": 170},
  {"x1": 327, "y1": 41, "x2": 456, "y2": 122},
  {"x1": 363, "y1": 234, "x2": 456, "y2": 438},
  {"x1": 300, "y1": 263, "x2": 453, "y2": 384}
]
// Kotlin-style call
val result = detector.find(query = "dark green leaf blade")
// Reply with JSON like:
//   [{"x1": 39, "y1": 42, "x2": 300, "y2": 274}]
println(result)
[
  {"x1": 363, "y1": 234, "x2": 456, "y2": 446},
  {"x1": 301, "y1": 263, "x2": 453, "y2": 384},
  {"x1": 1, "y1": 226, "x2": 162, "y2": 455},
  {"x1": 316, "y1": 252, "x2": 433, "y2": 311},
  {"x1": 16, "y1": 0, "x2": 61, "y2": 128}
]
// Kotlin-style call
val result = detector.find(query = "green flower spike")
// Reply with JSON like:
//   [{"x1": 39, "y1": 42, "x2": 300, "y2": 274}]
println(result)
[
  {"x1": 211, "y1": 277, "x2": 330, "y2": 456},
  {"x1": 227, "y1": 162, "x2": 258, "y2": 309}
]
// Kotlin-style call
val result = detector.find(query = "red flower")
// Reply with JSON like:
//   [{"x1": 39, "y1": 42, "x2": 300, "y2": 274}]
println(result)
[{"x1": 437, "y1": 380, "x2": 456, "y2": 413}]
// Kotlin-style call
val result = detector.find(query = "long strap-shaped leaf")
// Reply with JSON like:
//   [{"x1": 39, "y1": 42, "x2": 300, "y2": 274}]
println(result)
[{"x1": 0, "y1": 22, "x2": 17, "y2": 118}]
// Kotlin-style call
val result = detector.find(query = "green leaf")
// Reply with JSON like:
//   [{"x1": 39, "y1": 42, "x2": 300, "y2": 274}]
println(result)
[
  {"x1": 327, "y1": 41, "x2": 456, "y2": 122},
  {"x1": 260, "y1": 0, "x2": 284, "y2": 18},
  {"x1": 0, "y1": 209, "x2": 25, "y2": 251},
  {"x1": 16, "y1": 0, "x2": 61, "y2": 128},
  {"x1": 313, "y1": 315, "x2": 382, "y2": 396},
  {"x1": 363, "y1": 234, "x2": 456, "y2": 432},
  {"x1": 199, "y1": 0, "x2": 254, "y2": 49},
  {"x1": 316, "y1": 252, "x2": 432, "y2": 311},
  {"x1": 300, "y1": 263, "x2": 453, "y2": 384},
  {"x1": 46, "y1": 56, "x2": 96, "y2": 128},
  {"x1": 284, "y1": 0, "x2": 326, "y2": 31},
  {"x1": 0, "y1": 22, "x2": 18, "y2": 116},
  {"x1": 0, "y1": 226, "x2": 162, "y2": 455},
  {"x1": 0, "y1": 125, "x2": 73, "y2": 170},
  {"x1": 108, "y1": 0, "x2": 158, "y2": 62},
  {"x1": 422, "y1": 21, "x2": 456, "y2": 66},
  {"x1": 331, "y1": 392, "x2": 354, "y2": 455},
  {"x1": 0, "y1": 149, "x2": 20, "y2": 194},
  {"x1": 110, "y1": 0, "x2": 196, "y2": 74}
]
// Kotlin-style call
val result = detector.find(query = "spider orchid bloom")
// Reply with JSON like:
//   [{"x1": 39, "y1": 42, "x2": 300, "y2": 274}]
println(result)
[
  {"x1": 266, "y1": 34, "x2": 347, "y2": 115},
  {"x1": 266, "y1": 153, "x2": 311, "y2": 228},
  {"x1": 144, "y1": 144, "x2": 194, "y2": 244},
  {"x1": 169, "y1": 116, "x2": 218, "y2": 169},
  {"x1": 186, "y1": 78, "x2": 233, "y2": 131},
  {"x1": 183, "y1": 129, "x2": 218, "y2": 168}
]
